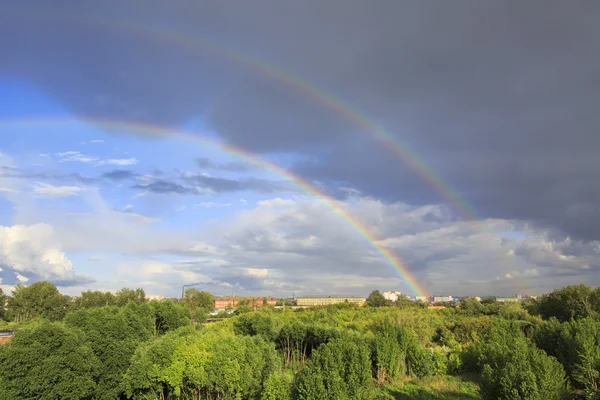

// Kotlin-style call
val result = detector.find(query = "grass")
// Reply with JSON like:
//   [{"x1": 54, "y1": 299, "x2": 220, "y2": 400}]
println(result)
[{"x1": 383, "y1": 375, "x2": 482, "y2": 400}]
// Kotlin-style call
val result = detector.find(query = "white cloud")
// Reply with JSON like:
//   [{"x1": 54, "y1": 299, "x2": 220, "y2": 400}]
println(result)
[
  {"x1": 55, "y1": 151, "x2": 137, "y2": 166},
  {"x1": 257, "y1": 198, "x2": 295, "y2": 207},
  {"x1": 97, "y1": 158, "x2": 137, "y2": 166},
  {"x1": 32, "y1": 182, "x2": 85, "y2": 198},
  {"x1": 80, "y1": 139, "x2": 105, "y2": 144},
  {"x1": 0, "y1": 223, "x2": 89, "y2": 284},
  {"x1": 195, "y1": 202, "x2": 232, "y2": 208},
  {"x1": 245, "y1": 268, "x2": 269, "y2": 277}
]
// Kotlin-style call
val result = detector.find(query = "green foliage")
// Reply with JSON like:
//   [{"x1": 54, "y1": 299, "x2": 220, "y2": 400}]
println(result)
[
  {"x1": 233, "y1": 312, "x2": 280, "y2": 341},
  {"x1": 261, "y1": 371, "x2": 293, "y2": 400},
  {"x1": 8, "y1": 281, "x2": 70, "y2": 322},
  {"x1": 374, "y1": 322, "x2": 406, "y2": 381},
  {"x1": 150, "y1": 300, "x2": 191, "y2": 336},
  {"x1": 535, "y1": 317, "x2": 600, "y2": 394},
  {"x1": 0, "y1": 321, "x2": 101, "y2": 399},
  {"x1": 474, "y1": 320, "x2": 566, "y2": 400},
  {"x1": 538, "y1": 285, "x2": 597, "y2": 322},
  {"x1": 73, "y1": 290, "x2": 116, "y2": 309},
  {"x1": 65, "y1": 303, "x2": 154, "y2": 399},
  {"x1": 115, "y1": 288, "x2": 147, "y2": 307},
  {"x1": 366, "y1": 290, "x2": 389, "y2": 307},
  {"x1": 183, "y1": 288, "x2": 214, "y2": 317},
  {"x1": 385, "y1": 375, "x2": 481, "y2": 400},
  {"x1": 0, "y1": 288, "x2": 6, "y2": 321},
  {"x1": 276, "y1": 320, "x2": 340, "y2": 368},
  {"x1": 4, "y1": 285, "x2": 600, "y2": 399},
  {"x1": 125, "y1": 327, "x2": 279, "y2": 399},
  {"x1": 294, "y1": 337, "x2": 373, "y2": 400}
]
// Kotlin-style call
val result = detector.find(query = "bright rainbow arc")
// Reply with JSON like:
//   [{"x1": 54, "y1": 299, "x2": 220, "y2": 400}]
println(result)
[
  {"x1": 0, "y1": 118, "x2": 428, "y2": 297},
  {"x1": 15, "y1": 11, "x2": 478, "y2": 220}
]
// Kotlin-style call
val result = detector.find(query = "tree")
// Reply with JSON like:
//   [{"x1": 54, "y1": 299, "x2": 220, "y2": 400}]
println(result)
[
  {"x1": 538, "y1": 285, "x2": 595, "y2": 322},
  {"x1": 72, "y1": 290, "x2": 115, "y2": 309},
  {"x1": 8, "y1": 281, "x2": 70, "y2": 322},
  {"x1": 183, "y1": 289, "x2": 214, "y2": 320},
  {"x1": 0, "y1": 321, "x2": 100, "y2": 399},
  {"x1": 150, "y1": 300, "x2": 191, "y2": 336},
  {"x1": 294, "y1": 337, "x2": 373, "y2": 399},
  {"x1": 125, "y1": 329, "x2": 279, "y2": 399},
  {"x1": 366, "y1": 290, "x2": 388, "y2": 307},
  {"x1": 114, "y1": 287, "x2": 146, "y2": 306},
  {"x1": 460, "y1": 298, "x2": 484, "y2": 315},
  {"x1": 476, "y1": 320, "x2": 566, "y2": 400},
  {"x1": 0, "y1": 288, "x2": 6, "y2": 321},
  {"x1": 65, "y1": 303, "x2": 154, "y2": 399}
]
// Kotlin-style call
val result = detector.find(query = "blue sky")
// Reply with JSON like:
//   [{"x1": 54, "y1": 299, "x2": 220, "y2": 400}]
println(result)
[{"x1": 1, "y1": 2, "x2": 599, "y2": 298}]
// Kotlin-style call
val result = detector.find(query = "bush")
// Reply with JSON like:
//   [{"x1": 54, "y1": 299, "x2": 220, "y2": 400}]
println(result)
[
  {"x1": 261, "y1": 371, "x2": 293, "y2": 400},
  {"x1": 477, "y1": 320, "x2": 566, "y2": 400},
  {"x1": 0, "y1": 322, "x2": 101, "y2": 399},
  {"x1": 294, "y1": 338, "x2": 373, "y2": 400}
]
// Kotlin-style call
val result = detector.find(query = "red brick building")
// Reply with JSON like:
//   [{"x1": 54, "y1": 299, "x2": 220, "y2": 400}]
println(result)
[
  {"x1": 214, "y1": 297, "x2": 278, "y2": 310},
  {"x1": 0, "y1": 330, "x2": 13, "y2": 345}
]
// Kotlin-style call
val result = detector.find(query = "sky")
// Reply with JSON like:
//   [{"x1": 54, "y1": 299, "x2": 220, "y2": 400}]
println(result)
[{"x1": 1, "y1": 1, "x2": 599, "y2": 298}]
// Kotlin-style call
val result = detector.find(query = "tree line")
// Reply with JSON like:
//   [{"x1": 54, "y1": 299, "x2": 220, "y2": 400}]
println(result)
[{"x1": 0, "y1": 283, "x2": 599, "y2": 399}]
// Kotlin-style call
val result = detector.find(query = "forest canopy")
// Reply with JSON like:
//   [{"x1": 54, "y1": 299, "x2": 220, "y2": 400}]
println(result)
[{"x1": 0, "y1": 283, "x2": 599, "y2": 399}]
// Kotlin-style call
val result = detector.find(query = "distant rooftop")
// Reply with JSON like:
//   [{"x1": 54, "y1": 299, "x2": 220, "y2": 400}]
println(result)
[{"x1": 296, "y1": 295, "x2": 365, "y2": 299}]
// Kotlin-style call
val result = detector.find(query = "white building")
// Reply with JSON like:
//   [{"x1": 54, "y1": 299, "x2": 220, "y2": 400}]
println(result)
[
  {"x1": 433, "y1": 296, "x2": 453, "y2": 303},
  {"x1": 383, "y1": 291, "x2": 402, "y2": 302},
  {"x1": 415, "y1": 296, "x2": 429, "y2": 302}
]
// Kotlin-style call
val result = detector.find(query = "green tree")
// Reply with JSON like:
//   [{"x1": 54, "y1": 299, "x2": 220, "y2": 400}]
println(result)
[
  {"x1": 183, "y1": 288, "x2": 214, "y2": 311},
  {"x1": 0, "y1": 288, "x2": 6, "y2": 321},
  {"x1": 65, "y1": 303, "x2": 154, "y2": 399},
  {"x1": 261, "y1": 371, "x2": 293, "y2": 400},
  {"x1": 460, "y1": 298, "x2": 484, "y2": 315},
  {"x1": 150, "y1": 299, "x2": 191, "y2": 336},
  {"x1": 235, "y1": 299, "x2": 253, "y2": 314},
  {"x1": 476, "y1": 320, "x2": 566, "y2": 400},
  {"x1": 8, "y1": 281, "x2": 70, "y2": 322},
  {"x1": 538, "y1": 284, "x2": 595, "y2": 322},
  {"x1": 125, "y1": 328, "x2": 278, "y2": 399},
  {"x1": 0, "y1": 321, "x2": 100, "y2": 399},
  {"x1": 366, "y1": 290, "x2": 388, "y2": 307},
  {"x1": 114, "y1": 287, "x2": 146, "y2": 306},
  {"x1": 294, "y1": 337, "x2": 373, "y2": 399},
  {"x1": 374, "y1": 322, "x2": 405, "y2": 381},
  {"x1": 72, "y1": 290, "x2": 115, "y2": 309}
]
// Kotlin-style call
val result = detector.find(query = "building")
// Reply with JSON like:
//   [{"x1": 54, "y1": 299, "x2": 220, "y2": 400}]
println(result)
[
  {"x1": 383, "y1": 291, "x2": 402, "y2": 302},
  {"x1": 433, "y1": 296, "x2": 453, "y2": 303},
  {"x1": 213, "y1": 297, "x2": 278, "y2": 310},
  {"x1": 496, "y1": 294, "x2": 522, "y2": 303},
  {"x1": 0, "y1": 330, "x2": 13, "y2": 345},
  {"x1": 295, "y1": 297, "x2": 366, "y2": 307},
  {"x1": 415, "y1": 296, "x2": 430, "y2": 302}
]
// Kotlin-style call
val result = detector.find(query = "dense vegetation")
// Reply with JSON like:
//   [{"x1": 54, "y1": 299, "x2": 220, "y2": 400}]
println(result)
[{"x1": 1, "y1": 283, "x2": 600, "y2": 399}]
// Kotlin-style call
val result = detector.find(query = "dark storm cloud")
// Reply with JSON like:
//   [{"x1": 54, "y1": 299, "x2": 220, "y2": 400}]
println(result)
[
  {"x1": 1, "y1": 166, "x2": 98, "y2": 184},
  {"x1": 132, "y1": 173, "x2": 293, "y2": 195},
  {"x1": 3, "y1": 1, "x2": 600, "y2": 239},
  {"x1": 0, "y1": 264, "x2": 95, "y2": 287},
  {"x1": 132, "y1": 180, "x2": 194, "y2": 195},
  {"x1": 196, "y1": 157, "x2": 255, "y2": 172},
  {"x1": 101, "y1": 169, "x2": 138, "y2": 180}
]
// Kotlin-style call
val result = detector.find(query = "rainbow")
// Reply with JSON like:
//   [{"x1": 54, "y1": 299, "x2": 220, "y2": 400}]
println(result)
[
  {"x1": 8, "y1": 10, "x2": 480, "y2": 220},
  {"x1": 0, "y1": 118, "x2": 428, "y2": 296}
]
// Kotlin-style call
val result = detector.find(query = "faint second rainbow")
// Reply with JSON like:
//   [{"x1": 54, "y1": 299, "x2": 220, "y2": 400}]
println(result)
[
  {"x1": 11, "y1": 10, "x2": 479, "y2": 221},
  {"x1": 0, "y1": 118, "x2": 428, "y2": 296}
]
